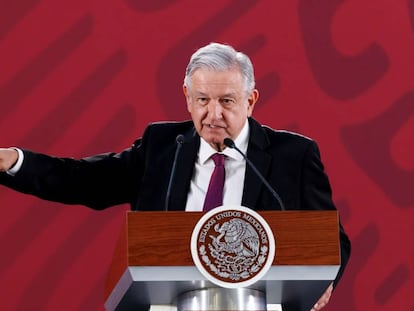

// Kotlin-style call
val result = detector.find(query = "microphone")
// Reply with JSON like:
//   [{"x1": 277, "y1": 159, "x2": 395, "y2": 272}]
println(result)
[
  {"x1": 223, "y1": 137, "x2": 286, "y2": 211},
  {"x1": 164, "y1": 134, "x2": 185, "y2": 211}
]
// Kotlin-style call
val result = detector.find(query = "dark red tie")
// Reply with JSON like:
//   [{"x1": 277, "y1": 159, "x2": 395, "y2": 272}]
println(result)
[{"x1": 203, "y1": 153, "x2": 225, "y2": 211}]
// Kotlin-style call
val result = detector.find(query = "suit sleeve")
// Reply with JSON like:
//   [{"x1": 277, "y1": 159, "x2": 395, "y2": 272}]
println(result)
[{"x1": 302, "y1": 140, "x2": 351, "y2": 288}]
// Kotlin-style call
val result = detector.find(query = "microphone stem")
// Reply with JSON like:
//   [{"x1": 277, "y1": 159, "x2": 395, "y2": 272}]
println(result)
[
  {"x1": 226, "y1": 139, "x2": 286, "y2": 211},
  {"x1": 164, "y1": 136, "x2": 184, "y2": 211},
  {"x1": 243, "y1": 154, "x2": 285, "y2": 211}
]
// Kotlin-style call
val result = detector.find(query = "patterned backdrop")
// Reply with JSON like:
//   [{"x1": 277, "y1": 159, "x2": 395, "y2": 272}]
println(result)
[{"x1": 1, "y1": 0, "x2": 413, "y2": 310}]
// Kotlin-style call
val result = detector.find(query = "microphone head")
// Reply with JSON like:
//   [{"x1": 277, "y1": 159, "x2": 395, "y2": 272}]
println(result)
[
  {"x1": 176, "y1": 134, "x2": 185, "y2": 144},
  {"x1": 223, "y1": 137, "x2": 235, "y2": 148}
]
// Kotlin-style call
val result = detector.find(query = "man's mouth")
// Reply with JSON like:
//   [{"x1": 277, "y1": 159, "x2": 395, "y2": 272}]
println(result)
[{"x1": 206, "y1": 124, "x2": 224, "y2": 129}]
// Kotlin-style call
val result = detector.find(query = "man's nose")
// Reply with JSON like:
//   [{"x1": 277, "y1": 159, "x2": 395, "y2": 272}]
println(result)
[{"x1": 208, "y1": 101, "x2": 223, "y2": 119}]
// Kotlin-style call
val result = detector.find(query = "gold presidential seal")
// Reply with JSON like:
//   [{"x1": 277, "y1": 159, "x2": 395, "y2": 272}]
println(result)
[{"x1": 191, "y1": 205, "x2": 275, "y2": 288}]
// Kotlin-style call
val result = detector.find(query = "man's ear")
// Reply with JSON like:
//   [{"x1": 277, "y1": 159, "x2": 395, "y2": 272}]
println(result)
[
  {"x1": 183, "y1": 84, "x2": 188, "y2": 98},
  {"x1": 247, "y1": 89, "x2": 259, "y2": 117},
  {"x1": 183, "y1": 85, "x2": 191, "y2": 112}
]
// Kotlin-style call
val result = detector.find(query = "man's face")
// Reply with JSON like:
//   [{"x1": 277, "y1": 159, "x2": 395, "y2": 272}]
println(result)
[{"x1": 183, "y1": 68, "x2": 258, "y2": 151}]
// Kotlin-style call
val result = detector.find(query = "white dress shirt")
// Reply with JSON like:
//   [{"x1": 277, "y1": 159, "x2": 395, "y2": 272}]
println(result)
[
  {"x1": 185, "y1": 120, "x2": 249, "y2": 211},
  {"x1": 6, "y1": 148, "x2": 24, "y2": 176}
]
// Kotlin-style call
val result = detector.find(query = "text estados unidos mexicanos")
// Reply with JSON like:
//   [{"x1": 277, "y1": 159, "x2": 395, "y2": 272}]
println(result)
[{"x1": 198, "y1": 211, "x2": 268, "y2": 244}]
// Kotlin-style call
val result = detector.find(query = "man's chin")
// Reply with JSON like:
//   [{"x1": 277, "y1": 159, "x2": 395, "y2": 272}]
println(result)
[
  {"x1": 205, "y1": 136, "x2": 224, "y2": 145},
  {"x1": 203, "y1": 136, "x2": 226, "y2": 150}
]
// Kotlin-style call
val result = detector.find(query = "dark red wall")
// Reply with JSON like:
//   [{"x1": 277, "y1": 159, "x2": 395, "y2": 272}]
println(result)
[{"x1": 1, "y1": 1, "x2": 413, "y2": 310}]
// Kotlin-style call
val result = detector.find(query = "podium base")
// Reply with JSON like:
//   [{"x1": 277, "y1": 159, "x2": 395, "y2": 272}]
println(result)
[{"x1": 176, "y1": 288, "x2": 266, "y2": 311}]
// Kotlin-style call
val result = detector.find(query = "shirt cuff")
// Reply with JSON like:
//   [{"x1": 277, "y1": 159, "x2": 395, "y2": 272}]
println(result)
[{"x1": 6, "y1": 148, "x2": 24, "y2": 176}]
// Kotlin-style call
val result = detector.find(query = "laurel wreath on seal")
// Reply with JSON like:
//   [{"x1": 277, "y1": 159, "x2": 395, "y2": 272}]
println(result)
[{"x1": 199, "y1": 244, "x2": 268, "y2": 280}]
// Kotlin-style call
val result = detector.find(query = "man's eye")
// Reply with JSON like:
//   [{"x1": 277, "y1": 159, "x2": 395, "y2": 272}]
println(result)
[
  {"x1": 220, "y1": 98, "x2": 234, "y2": 104},
  {"x1": 197, "y1": 98, "x2": 208, "y2": 104}
]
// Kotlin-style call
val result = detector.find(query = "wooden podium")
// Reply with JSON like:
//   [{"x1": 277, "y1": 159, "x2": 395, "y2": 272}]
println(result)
[{"x1": 104, "y1": 211, "x2": 340, "y2": 311}]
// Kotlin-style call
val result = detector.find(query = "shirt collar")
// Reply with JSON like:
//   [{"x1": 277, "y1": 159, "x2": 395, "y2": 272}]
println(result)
[{"x1": 199, "y1": 119, "x2": 250, "y2": 164}]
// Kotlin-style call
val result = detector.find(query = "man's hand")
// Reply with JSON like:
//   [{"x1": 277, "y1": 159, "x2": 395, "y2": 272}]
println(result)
[
  {"x1": 311, "y1": 282, "x2": 333, "y2": 311},
  {"x1": 0, "y1": 148, "x2": 19, "y2": 172}
]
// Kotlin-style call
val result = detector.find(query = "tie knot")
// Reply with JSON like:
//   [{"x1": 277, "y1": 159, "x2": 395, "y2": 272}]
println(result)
[{"x1": 211, "y1": 153, "x2": 225, "y2": 167}]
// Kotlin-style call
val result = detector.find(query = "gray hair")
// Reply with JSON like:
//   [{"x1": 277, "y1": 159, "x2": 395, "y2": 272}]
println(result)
[{"x1": 184, "y1": 43, "x2": 255, "y2": 93}]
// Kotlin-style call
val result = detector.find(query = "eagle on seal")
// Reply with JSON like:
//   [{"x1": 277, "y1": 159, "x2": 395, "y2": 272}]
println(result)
[{"x1": 210, "y1": 219, "x2": 259, "y2": 258}]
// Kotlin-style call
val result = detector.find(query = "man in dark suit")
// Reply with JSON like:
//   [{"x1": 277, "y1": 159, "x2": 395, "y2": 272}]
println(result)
[{"x1": 0, "y1": 42, "x2": 350, "y2": 311}]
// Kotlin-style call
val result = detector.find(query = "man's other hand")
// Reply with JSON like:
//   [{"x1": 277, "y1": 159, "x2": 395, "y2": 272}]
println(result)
[{"x1": 311, "y1": 282, "x2": 334, "y2": 311}]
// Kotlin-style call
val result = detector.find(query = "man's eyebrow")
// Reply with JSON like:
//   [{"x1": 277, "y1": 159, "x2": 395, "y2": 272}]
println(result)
[
  {"x1": 220, "y1": 93, "x2": 237, "y2": 98},
  {"x1": 193, "y1": 92, "x2": 237, "y2": 97},
  {"x1": 195, "y1": 92, "x2": 208, "y2": 96}
]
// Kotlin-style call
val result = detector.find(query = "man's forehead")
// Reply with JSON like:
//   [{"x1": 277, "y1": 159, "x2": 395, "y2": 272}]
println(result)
[
  {"x1": 190, "y1": 69, "x2": 243, "y2": 89},
  {"x1": 191, "y1": 67, "x2": 242, "y2": 81},
  {"x1": 190, "y1": 83, "x2": 242, "y2": 97}
]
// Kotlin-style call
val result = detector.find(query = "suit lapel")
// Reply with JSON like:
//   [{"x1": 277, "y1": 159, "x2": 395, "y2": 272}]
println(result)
[
  {"x1": 241, "y1": 118, "x2": 272, "y2": 210},
  {"x1": 167, "y1": 129, "x2": 199, "y2": 211}
]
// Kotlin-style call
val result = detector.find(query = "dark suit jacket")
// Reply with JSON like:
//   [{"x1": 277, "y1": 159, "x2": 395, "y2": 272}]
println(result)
[{"x1": 0, "y1": 117, "x2": 350, "y2": 286}]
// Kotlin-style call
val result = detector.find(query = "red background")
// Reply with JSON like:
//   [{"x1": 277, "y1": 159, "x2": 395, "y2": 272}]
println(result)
[{"x1": 1, "y1": 0, "x2": 413, "y2": 310}]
